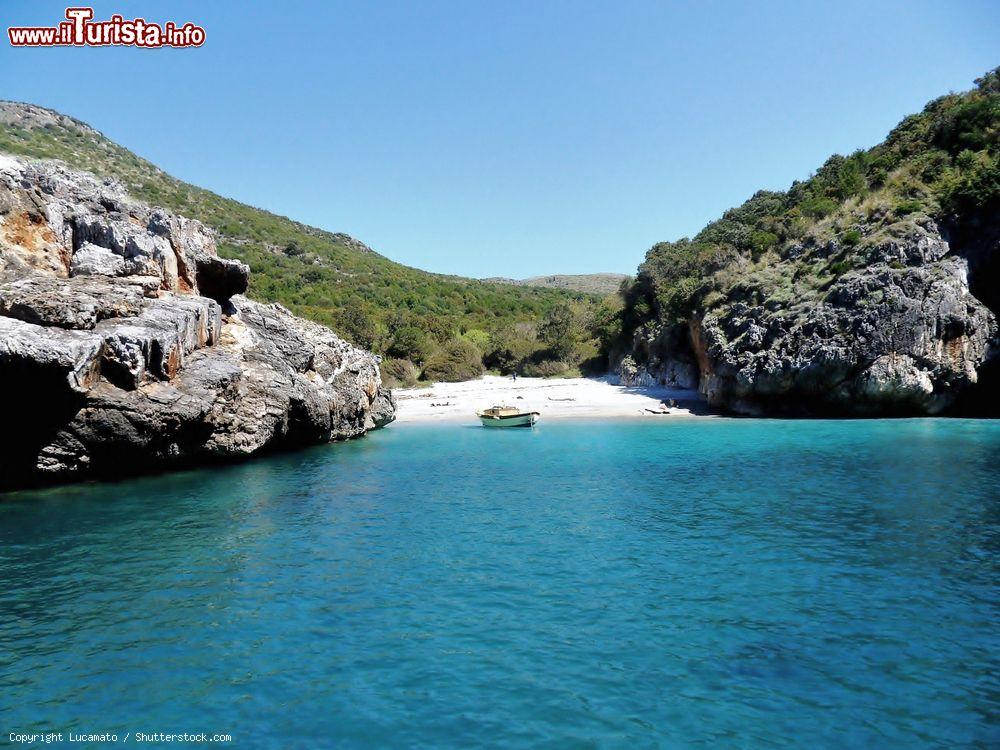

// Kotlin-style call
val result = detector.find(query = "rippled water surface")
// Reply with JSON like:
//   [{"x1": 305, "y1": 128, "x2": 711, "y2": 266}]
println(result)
[{"x1": 1, "y1": 419, "x2": 998, "y2": 748}]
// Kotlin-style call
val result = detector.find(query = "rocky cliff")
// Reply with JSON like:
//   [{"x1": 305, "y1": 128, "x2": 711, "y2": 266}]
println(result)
[
  {"x1": 620, "y1": 219, "x2": 995, "y2": 415},
  {"x1": 615, "y1": 70, "x2": 999, "y2": 416},
  {"x1": 626, "y1": 220, "x2": 1000, "y2": 416},
  {"x1": 0, "y1": 155, "x2": 394, "y2": 490}
]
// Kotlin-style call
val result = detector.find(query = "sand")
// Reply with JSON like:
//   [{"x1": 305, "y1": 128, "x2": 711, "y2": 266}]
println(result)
[{"x1": 392, "y1": 375, "x2": 709, "y2": 424}]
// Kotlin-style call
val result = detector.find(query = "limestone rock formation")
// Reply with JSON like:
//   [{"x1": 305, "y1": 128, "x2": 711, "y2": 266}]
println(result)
[
  {"x1": 620, "y1": 220, "x2": 997, "y2": 415},
  {"x1": 0, "y1": 154, "x2": 394, "y2": 490}
]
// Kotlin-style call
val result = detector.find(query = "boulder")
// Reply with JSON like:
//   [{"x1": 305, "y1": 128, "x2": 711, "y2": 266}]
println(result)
[{"x1": 194, "y1": 254, "x2": 250, "y2": 305}]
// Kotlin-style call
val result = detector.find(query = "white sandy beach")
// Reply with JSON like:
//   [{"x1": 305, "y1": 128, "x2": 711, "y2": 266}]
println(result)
[{"x1": 392, "y1": 375, "x2": 708, "y2": 424}]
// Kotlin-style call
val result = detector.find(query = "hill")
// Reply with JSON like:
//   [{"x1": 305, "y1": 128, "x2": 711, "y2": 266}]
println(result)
[
  {"x1": 603, "y1": 68, "x2": 999, "y2": 415},
  {"x1": 0, "y1": 101, "x2": 601, "y2": 381},
  {"x1": 483, "y1": 273, "x2": 629, "y2": 295}
]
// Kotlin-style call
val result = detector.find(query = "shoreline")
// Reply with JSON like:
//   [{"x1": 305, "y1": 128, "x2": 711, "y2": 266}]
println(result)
[{"x1": 391, "y1": 375, "x2": 712, "y2": 424}]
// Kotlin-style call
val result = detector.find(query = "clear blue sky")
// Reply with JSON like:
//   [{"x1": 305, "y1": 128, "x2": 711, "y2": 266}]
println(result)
[{"x1": 1, "y1": 1, "x2": 997, "y2": 278}]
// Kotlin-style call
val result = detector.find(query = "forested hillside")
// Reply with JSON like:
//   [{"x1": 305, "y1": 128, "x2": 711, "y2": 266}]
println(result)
[
  {"x1": 600, "y1": 68, "x2": 999, "y2": 414},
  {"x1": 0, "y1": 102, "x2": 601, "y2": 383}
]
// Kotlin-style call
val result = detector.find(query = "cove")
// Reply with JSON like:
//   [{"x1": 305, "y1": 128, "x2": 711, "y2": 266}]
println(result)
[{"x1": 1, "y1": 418, "x2": 997, "y2": 748}]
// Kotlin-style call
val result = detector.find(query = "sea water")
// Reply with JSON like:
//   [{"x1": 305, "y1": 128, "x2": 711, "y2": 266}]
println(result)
[{"x1": 1, "y1": 419, "x2": 997, "y2": 748}]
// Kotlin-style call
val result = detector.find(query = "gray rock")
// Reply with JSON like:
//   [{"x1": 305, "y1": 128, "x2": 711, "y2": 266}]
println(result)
[
  {"x1": 0, "y1": 314, "x2": 103, "y2": 394},
  {"x1": 370, "y1": 387, "x2": 397, "y2": 428},
  {"x1": 0, "y1": 274, "x2": 151, "y2": 329},
  {"x1": 71, "y1": 241, "x2": 136, "y2": 277},
  {"x1": 622, "y1": 221, "x2": 996, "y2": 415},
  {"x1": 618, "y1": 323, "x2": 700, "y2": 389},
  {"x1": 0, "y1": 155, "x2": 394, "y2": 490}
]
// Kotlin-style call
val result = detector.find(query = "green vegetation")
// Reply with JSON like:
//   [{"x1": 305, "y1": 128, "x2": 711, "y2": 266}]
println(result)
[
  {"x1": 538, "y1": 302, "x2": 577, "y2": 360},
  {"x1": 422, "y1": 339, "x2": 485, "y2": 383},
  {"x1": 484, "y1": 273, "x2": 630, "y2": 295},
  {"x1": 379, "y1": 358, "x2": 422, "y2": 388},
  {"x1": 607, "y1": 68, "x2": 1000, "y2": 362},
  {"x1": 0, "y1": 103, "x2": 604, "y2": 383}
]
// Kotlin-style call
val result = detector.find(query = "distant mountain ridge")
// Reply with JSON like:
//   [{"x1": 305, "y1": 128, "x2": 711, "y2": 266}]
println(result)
[{"x1": 483, "y1": 273, "x2": 628, "y2": 295}]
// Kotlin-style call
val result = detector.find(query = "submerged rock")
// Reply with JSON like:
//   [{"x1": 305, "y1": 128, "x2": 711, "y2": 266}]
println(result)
[{"x1": 0, "y1": 155, "x2": 394, "y2": 490}]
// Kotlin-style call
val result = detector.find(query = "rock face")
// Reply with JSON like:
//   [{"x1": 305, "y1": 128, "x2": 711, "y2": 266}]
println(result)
[
  {"x1": 620, "y1": 220, "x2": 997, "y2": 416},
  {"x1": 0, "y1": 154, "x2": 394, "y2": 490}
]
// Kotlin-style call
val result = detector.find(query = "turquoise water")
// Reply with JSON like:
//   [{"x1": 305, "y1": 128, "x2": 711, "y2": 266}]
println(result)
[{"x1": 1, "y1": 419, "x2": 998, "y2": 748}]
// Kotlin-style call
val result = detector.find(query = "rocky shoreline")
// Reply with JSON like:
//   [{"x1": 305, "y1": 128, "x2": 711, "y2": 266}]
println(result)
[
  {"x1": 618, "y1": 219, "x2": 997, "y2": 417},
  {"x1": 0, "y1": 155, "x2": 394, "y2": 491}
]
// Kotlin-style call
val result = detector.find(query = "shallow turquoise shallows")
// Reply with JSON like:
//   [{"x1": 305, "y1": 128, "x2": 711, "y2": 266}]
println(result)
[{"x1": 1, "y1": 419, "x2": 998, "y2": 748}]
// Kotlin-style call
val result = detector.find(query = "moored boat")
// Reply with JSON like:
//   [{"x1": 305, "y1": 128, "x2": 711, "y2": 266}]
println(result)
[{"x1": 476, "y1": 405, "x2": 540, "y2": 428}]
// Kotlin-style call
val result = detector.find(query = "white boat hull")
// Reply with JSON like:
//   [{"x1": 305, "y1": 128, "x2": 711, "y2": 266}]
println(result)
[{"x1": 478, "y1": 412, "x2": 539, "y2": 428}]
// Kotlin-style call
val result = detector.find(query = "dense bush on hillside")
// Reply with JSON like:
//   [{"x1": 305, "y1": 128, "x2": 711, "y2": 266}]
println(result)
[
  {"x1": 421, "y1": 339, "x2": 486, "y2": 382},
  {"x1": 379, "y1": 358, "x2": 421, "y2": 389}
]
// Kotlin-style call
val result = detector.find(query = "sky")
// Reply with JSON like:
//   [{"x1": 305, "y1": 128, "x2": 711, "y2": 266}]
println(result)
[{"x1": 1, "y1": 1, "x2": 998, "y2": 278}]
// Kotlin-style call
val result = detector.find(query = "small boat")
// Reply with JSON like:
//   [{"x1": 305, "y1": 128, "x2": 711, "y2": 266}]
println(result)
[{"x1": 476, "y1": 405, "x2": 540, "y2": 428}]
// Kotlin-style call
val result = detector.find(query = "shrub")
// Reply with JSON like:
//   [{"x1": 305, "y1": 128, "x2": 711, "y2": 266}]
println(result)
[
  {"x1": 799, "y1": 196, "x2": 839, "y2": 219},
  {"x1": 835, "y1": 156, "x2": 867, "y2": 199},
  {"x1": 421, "y1": 338, "x2": 485, "y2": 382},
  {"x1": 932, "y1": 93, "x2": 1000, "y2": 154},
  {"x1": 955, "y1": 149, "x2": 978, "y2": 171},
  {"x1": 588, "y1": 295, "x2": 625, "y2": 356},
  {"x1": 829, "y1": 259, "x2": 853, "y2": 275},
  {"x1": 656, "y1": 275, "x2": 702, "y2": 323},
  {"x1": 337, "y1": 307, "x2": 378, "y2": 350},
  {"x1": 894, "y1": 199, "x2": 924, "y2": 216},
  {"x1": 387, "y1": 325, "x2": 433, "y2": 364},
  {"x1": 483, "y1": 328, "x2": 537, "y2": 373},
  {"x1": 841, "y1": 229, "x2": 862, "y2": 247},
  {"x1": 936, "y1": 151, "x2": 1000, "y2": 216},
  {"x1": 750, "y1": 231, "x2": 779, "y2": 259},
  {"x1": 380, "y1": 358, "x2": 420, "y2": 388},
  {"x1": 461, "y1": 328, "x2": 491, "y2": 351},
  {"x1": 521, "y1": 359, "x2": 569, "y2": 377}
]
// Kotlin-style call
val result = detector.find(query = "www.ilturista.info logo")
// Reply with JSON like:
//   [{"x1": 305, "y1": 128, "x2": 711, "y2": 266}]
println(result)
[{"x1": 8, "y1": 7, "x2": 205, "y2": 48}]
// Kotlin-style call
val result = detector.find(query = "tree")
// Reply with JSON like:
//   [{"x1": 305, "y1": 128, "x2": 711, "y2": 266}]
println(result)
[
  {"x1": 387, "y1": 325, "x2": 433, "y2": 364},
  {"x1": 539, "y1": 302, "x2": 577, "y2": 360},
  {"x1": 589, "y1": 295, "x2": 624, "y2": 357},
  {"x1": 835, "y1": 156, "x2": 867, "y2": 200},
  {"x1": 461, "y1": 328, "x2": 490, "y2": 351},
  {"x1": 337, "y1": 307, "x2": 377, "y2": 350},
  {"x1": 484, "y1": 326, "x2": 536, "y2": 373}
]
